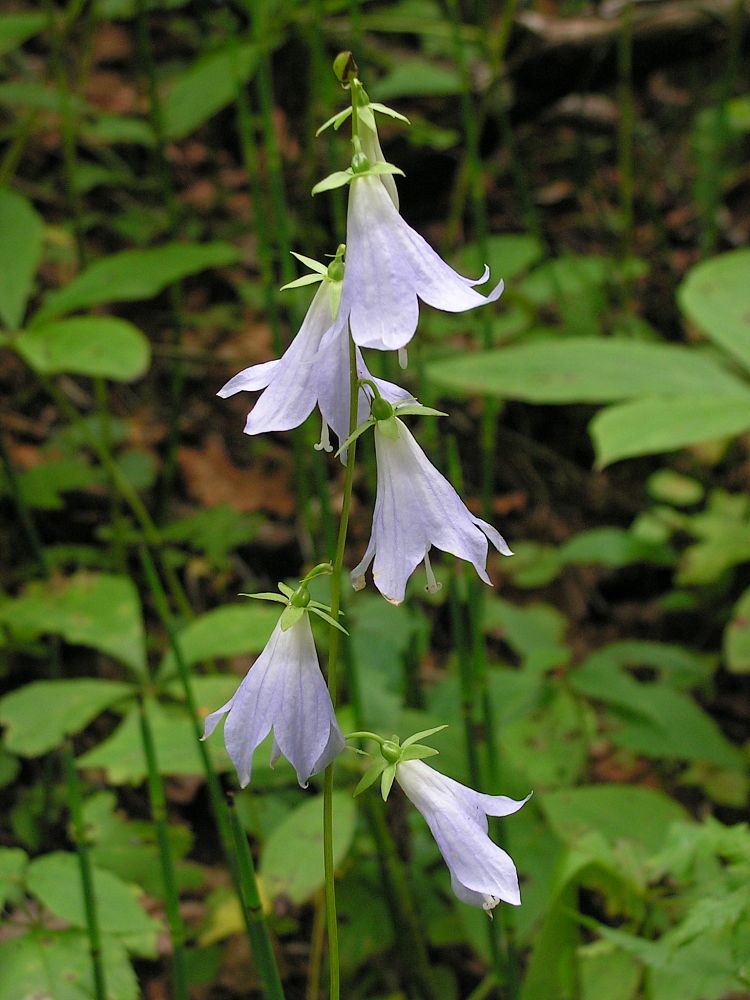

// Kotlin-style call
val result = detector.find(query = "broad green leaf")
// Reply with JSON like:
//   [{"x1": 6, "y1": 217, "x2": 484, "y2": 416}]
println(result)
[
  {"x1": 158, "y1": 602, "x2": 277, "y2": 679},
  {"x1": 518, "y1": 254, "x2": 610, "y2": 304},
  {"x1": 559, "y1": 526, "x2": 674, "y2": 568},
  {"x1": 0, "y1": 847, "x2": 27, "y2": 910},
  {"x1": 0, "y1": 13, "x2": 45, "y2": 56},
  {"x1": 678, "y1": 248, "x2": 750, "y2": 373},
  {"x1": 162, "y1": 42, "x2": 257, "y2": 140},
  {"x1": 260, "y1": 792, "x2": 356, "y2": 904},
  {"x1": 426, "y1": 339, "x2": 750, "y2": 403},
  {"x1": 502, "y1": 688, "x2": 590, "y2": 789},
  {"x1": 33, "y1": 241, "x2": 241, "y2": 322},
  {"x1": 484, "y1": 596, "x2": 568, "y2": 665},
  {"x1": 0, "y1": 679, "x2": 133, "y2": 757},
  {"x1": 26, "y1": 851, "x2": 161, "y2": 956},
  {"x1": 84, "y1": 792, "x2": 202, "y2": 897},
  {"x1": 0, "y1": 572, "x2": 147, "y2": 674},
  {"x1": 647, "y1": 469, "x2": 704, "y2": 507},
  {"x1": 579, "y1": 941, "x2": 642, "y2": 1000},
  {"x1": 15, "y1": 316, "x2": 150, "y2": 381},
  {"x1": 540, "y1": 785, "x2": 687, "y2": 861},
  {"x1": 1, "y1": 456, "x2": 99, "y2": 509},
  {"x1": 724, "y1": 586, "x2": 750, "y2": 673},
  {"x1": 78, "y1": 690, "x2": 235, "y2": 783},
  {"x1": 592, "y1": 395, "x2": 750, "y2": 466},
  {"x1": 0, "y1": 930, "x2": 137, "y2": 1000},
  {"x1": 371, "y1": 59, "x2": 461, "y2": 99},
  {"x1": 0, "y1": 189, "x2": 43, "y2": 329}
]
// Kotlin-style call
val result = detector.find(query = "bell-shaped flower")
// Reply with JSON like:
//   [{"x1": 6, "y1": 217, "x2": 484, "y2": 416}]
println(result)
[
  {"x1": 351, "y1": 411, "x2": 511, "y2": 604},
  {"x1": 396, "y1": 759, "x2": 529, "y2": 910},
  {"x1": 218, "y1": 252, "x2": 409, "y2": 451},
  {"x1": 202, "y1": 608, "x2": 344, "y2": 788},
  {"x1": 341, "y1": 174, "x2": 504, "y2": 352}
]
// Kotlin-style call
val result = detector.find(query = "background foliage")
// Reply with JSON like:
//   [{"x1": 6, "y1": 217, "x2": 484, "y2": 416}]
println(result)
[{"x1": 1, "y1": 1, "x2": 749, "y2": 998}]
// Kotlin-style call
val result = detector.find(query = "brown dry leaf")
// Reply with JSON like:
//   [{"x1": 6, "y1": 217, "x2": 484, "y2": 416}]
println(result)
[{"x1": 178, "y1": 434, "x2": 294, "y2": 516}]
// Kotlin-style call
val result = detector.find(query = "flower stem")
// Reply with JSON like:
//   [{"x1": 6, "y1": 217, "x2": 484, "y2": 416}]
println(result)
[
  {"x1": 227, "y1": 795, "x2": 286, "y2": 1000},
  {"x1": 322, "y1": 332, "x2": 359, "y2": 1000},
  {"x1": 137, "y1": 698, "x2": 189, "y2": 1000}
]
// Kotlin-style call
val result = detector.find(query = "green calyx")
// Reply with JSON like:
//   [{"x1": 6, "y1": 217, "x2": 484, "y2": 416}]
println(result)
[
  {"x1": 346, "y1": 726, "x2": 448, "y2": 801},
  {"x1": 241, "y1": 562, "x2": 348, "y2": 634},
  {"x1": 326, "y1": 243, "x2": 346, "y2": 283},
  {"x1": 333, "y1": 51, "x2": 358, "y2": 88},
  {"x1": 371, "y1": 396, "x2": 394, "y2": 421}
]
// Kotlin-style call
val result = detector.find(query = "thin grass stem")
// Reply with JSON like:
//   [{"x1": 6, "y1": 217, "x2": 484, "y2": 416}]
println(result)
[{"x1": 137, "y1": 698, "x2": 189, "y2": 1000}]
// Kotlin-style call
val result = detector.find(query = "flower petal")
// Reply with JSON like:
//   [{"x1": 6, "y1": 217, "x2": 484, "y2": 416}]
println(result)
[
  {"x1": 266, "y1": 614, "x2": 344, "y2": 787},
  {"x1": 344, "y1": 176, "x2": 502, "y2": 351},
  {"x1": 218, "y1": 359, "x2": 279, "y2": 397}
]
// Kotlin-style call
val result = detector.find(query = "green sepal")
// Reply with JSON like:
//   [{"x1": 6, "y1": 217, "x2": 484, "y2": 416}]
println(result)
[
  {"x1": 354, "y1": 761, "x2": 386, "y2": 797},
  {"x1": 290, "y1": 251, "x2": 328, "y2": 275},
  {"x1": 394, "y1": 404, "x2": 448, "y2": 419},
  {"x1": 240, "y1": 592, "x2": 288, "y2": 605},
  {"x1": 316, "y1": 106, "x2": 353, "y2": 136},
  {"x1": 376, "y1": 415, "x2": 400, "y2": 441},
  {"x1": 402, "y1": 724, "x2": 449, "y2": 748},
  {"x1": 399, "y1": 744, "x2": 439, "y2": 762},
  {"x1": 369, "y1": 102, "x2": 410, "y2": 125},
  {"x1": 312, "y1": 169, "x2": 354, "y2": 196},
  {"x1": 309, "y1": 600, "x2": 345, "y2": 615},
  {"x1": 329, "y1": 278, "x2": 343, "y2": 319},
  {"x1": 280, "y1": 272, "x2": 325, "y2": 291},
  {"x1": 334, "y1": 417, "x2": 375, "y2": 457},
  {"x1": 308, "y1": 605, "x2": 349, "y2": 635},
  {"x1": 367, "y1": 161, "x2": 405, "y2": 178},
  {"x1": 358, "y1": 103, "x2": 377, "y2": 132},
  {"x1": 278, "y1": 582, "x2": 294, "y2": 598},
  {"x1": 381, "y1": 764, "x2": 397, "y2": 801},
  {"x1": 279, "y1": 605, "x2": 305, "y2": 631}
]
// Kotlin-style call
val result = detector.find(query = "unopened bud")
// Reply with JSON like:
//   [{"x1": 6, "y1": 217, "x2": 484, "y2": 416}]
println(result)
[
  {"x1": 351, "y1": 151, "x2": 371, "y2": 174},
  {"x1": 333, "y1": 51, "x2": 358, "y2": 87},
  {"x1": 371, "y1": 397, "x2": 394, "y2": 421},
  {"x1": 290, "y1": 585, "x2": 311, "y2": 608},
  {"x1": 381, "y1": 740, "x2": 401, "y2": 764}
]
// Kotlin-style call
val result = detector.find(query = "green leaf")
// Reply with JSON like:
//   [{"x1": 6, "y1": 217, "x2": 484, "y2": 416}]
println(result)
[
  {"x1": 34, "y1": 242, "x2": 241, "y2": 322},
  {"x1": 678, "y1": 248, "x2": 750, "y2": 373},
  {"x1": 0, "y1": 930, "x2": 138, "y2": 1000},
  {"x1": 402, "y1": 724, "x2": 449, "y2": 748},
  {"x1": 15, "y1": 316, "x2": 151, "y2": 381},
  {"x1": 579, "y1": 940, "x2": 642, "y2": 1000},
  {"x1": 484, "y1": 596, "x2": 568, "y2": 665},
  {"x1": 84, "y1": 792, "x2": 201, "y2": 897},
  {"x1": 0, "y1": 572, "x2": 146, "y2": 674},
  {"x1": 289, "y1": 251, "x2": 328, "y2": 275},
  {"x1": 0, "y1": 679, "x2": 134, "y2": 757},
  {"x1": 26, "y1": 851, "x2": 161, "y2": 956},
  {"x1": 647, "y1": 469, "x2": 704, "y2": 507},
  {"x1": 0, "y1": 847, "x2": 27, "y2": 910},
  {"x1": 3, "y1": 456, "x2": 100, "y2": 510},
  {"x1": 0, "y1": 13, "x2": 45, "y2": 56},
  {"x1": 454, "y1": 233, "x2": 545, "y2": 283},
  {"x1": 158, "y1": 602, "x2": 277, "y2": 679},
  {"x1": 540, "y1": 785, "x2": 687, "y2": 861},
  {"x1": 78, "y1": 692, "x2": 235, "y2": 783},
  {"x1": 162, "y1": 43, "x2": 257, "y2": 140},
  {"x1": 724, "y1": 586, "x2": 750, "y2": 673},
  {"x1": 591, "y1": 395, "x2": 750, "y2": 466},
  {"x1": 381, "y1": 764, "x2": 397, "y2": 800},
  {"x1": 260, "y1": 792, "x2": 356, "y2": 904},
  {"x1": 0, "y1": 189, "x2": 43, "y2": 329},
  {"x1": 426, "y1": 338, "x2": 750, "y2": 404},
  {"x1": 398, "y1": 744, "x2": 439, "y2": 761}
]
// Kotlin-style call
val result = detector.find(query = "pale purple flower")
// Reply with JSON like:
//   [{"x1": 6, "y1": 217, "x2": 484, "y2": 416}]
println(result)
[
  {"x1": 396, "y1": 759, "x2": 528, "y2": 910},
  {"x1": 218, "y1": 279, "x2": 408, "y2": 451},
  {"x1": 351, "y1": 417, "x2": 512, "y2": 604},
  {"x1": 341, "y1": 175, "x2": 504, "y2": 352},
  {"x1": 202, "y1": 615, "x2": 344, "y2": 788}
]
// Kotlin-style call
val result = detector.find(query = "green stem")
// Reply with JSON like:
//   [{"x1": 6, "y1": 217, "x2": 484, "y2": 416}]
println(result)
[
  {"x1": 322, "y1": 333, "x2": 359, "y2": 1000},
  {"x1": 134, "y1": 0, "x2": 186, "y2": 517},
  {"x1": 363, "y1": 796, "x2": 438, "y2": 999},
  {"x1": 64, "y1": 745, "x2": 107, "y2": 1000},
  {"x1": 1, "y1": 433, "x2": 107, "y2": 1000},
  {"x1": 227, "y1": 795, "x2": 286, "y2": 1000},
  {"x1": 137, "y1": 698, "x2": 189, "y2": 1000},
  {"x1": 616, "y1": 0, "x2": 635, "y2": 270},
  {"x1": 137, "y1": 547, "x2": 286, "y2": 998},
  {"x1": 306, "y1": 890, "x2": 326, "y2": 1000}
]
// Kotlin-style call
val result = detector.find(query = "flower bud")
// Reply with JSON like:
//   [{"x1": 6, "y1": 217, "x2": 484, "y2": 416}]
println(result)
[
  {"x1": 371, "y1": 396, "x2": 394, "y2": 421},
  {"x1": 333, "y1": 51, "x2": 358, "y2": 87},
  {"x1": 381, "y1": 739, "x2": 401, "y2": 764},
  {"x1": 351, "y1": 151, "x2": 371, "y2": 174},
  {"x1": 290, "y1": 585, "x2": 311, "y2": 608}
]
